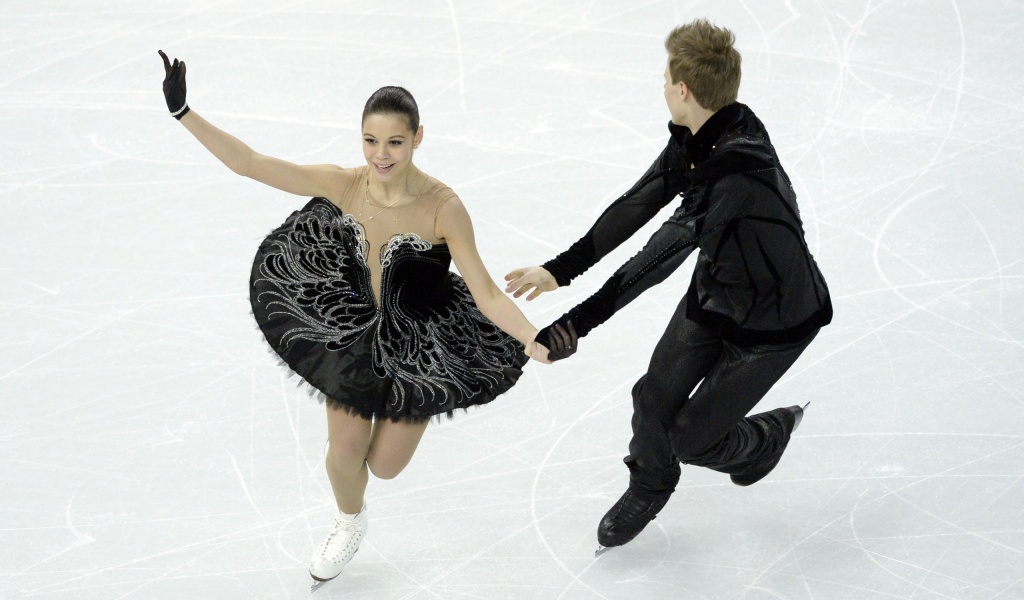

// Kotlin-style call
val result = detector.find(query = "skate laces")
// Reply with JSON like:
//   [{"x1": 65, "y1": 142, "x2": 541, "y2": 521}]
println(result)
[{"x1": 317, "y1": 514, "x2": 364, "y2": 561}]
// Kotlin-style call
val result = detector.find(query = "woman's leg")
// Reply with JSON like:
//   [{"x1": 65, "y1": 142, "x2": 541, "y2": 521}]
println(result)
[
  {"x1": 324, "y1": 404, "x2": 373, "y2": 514},
  {"x1": 324, "y1": 404, "x2": 430, "y2": 512},
  {"x1": 312, "y1": 404, "x2": 379, "y2": 583},
  {"x1": 366, "y1": 418, "x2": 429, "y2": 480}
]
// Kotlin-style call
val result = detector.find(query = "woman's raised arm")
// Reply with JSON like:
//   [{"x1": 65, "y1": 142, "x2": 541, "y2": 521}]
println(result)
[{"x1": 159, "y1": 50, "x2": 345, "y2": 199}]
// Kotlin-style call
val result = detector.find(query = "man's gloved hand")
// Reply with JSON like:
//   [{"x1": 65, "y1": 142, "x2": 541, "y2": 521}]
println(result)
[{"x1": 537, "y1": 319, "x2": 579, "y2": 362}]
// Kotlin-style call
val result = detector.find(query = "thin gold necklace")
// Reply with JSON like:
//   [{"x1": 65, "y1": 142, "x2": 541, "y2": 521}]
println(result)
[
  {"x1": 362, "y1": 174, "x2": 426, "y2": 222},
  {"x1": 362, "y1": 179, "x2": 406, "y2": 222}
]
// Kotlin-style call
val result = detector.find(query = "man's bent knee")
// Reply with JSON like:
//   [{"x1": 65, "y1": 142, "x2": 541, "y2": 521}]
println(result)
[{"x1": 669, "y1": 413, "x2": 713, "y2": 463}]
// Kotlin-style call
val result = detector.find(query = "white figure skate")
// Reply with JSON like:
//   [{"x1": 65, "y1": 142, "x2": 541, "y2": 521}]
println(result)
[{"x1": 309, "y1": 505, "x2": 368, "y2": 591}]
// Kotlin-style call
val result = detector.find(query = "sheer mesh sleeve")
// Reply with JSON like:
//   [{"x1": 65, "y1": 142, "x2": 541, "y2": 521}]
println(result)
[{"x1": 542, "y1": 138, "x2": 690, "y2": 286}]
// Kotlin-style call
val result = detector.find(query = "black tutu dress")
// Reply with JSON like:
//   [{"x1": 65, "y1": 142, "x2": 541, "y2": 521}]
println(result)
[{"x1": 250, "y1": 197, "x2": 528, "y2": 422}]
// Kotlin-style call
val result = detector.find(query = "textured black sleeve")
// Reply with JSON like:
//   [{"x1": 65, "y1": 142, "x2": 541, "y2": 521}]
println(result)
[
  {"x1": 540, "y1": 203, "x2": 703, "y2": 341},
  {"x1": 541, "y1": 140, "x2": 689, "y2": 286},
  {"x1": 537, "y1": 163, "x2": 759, "y2": 343}
]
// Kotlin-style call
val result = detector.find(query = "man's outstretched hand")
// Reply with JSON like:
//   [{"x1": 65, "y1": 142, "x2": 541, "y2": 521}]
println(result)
[{"x1": 537, "y1": 320, "x2": 578, "y2": 362}]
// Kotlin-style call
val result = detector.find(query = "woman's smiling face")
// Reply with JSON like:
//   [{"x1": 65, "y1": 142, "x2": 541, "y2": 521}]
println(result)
[{"x1": 361, "y1": 113, "x2": 422, "y2": 182}]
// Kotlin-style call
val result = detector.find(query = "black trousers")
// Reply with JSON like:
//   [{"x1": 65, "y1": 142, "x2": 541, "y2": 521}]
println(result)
[{"x1": 626, "y1": 297, "x2": 818, "y2": 494}]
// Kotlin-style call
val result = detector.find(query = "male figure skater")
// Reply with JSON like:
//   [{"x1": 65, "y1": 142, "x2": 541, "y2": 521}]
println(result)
[{"x1": 505, "y1": 18, "x2": 832, "y2": 551}]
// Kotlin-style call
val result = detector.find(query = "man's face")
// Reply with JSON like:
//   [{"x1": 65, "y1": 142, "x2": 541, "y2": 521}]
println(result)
[{"x1": 663, "y1": 62, "x2": 687, "y2": 126}]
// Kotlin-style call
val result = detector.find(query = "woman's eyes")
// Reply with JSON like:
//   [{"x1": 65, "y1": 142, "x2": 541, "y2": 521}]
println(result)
[{"x1": 363, "y1": 139, "x2": 404, "y2": 146}]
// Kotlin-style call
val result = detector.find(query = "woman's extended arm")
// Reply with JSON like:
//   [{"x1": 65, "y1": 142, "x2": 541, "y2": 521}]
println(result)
[
  {"x1": 438, "y1": 196, "x2": 577, "y2": 363},
  {"x1": 158, "y1": 50, "x2": 345, "y2": 199}
]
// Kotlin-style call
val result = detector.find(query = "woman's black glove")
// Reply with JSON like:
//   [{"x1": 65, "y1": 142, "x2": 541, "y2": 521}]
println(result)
[
  {"x1": 537, "y1": 319, "x2": 579, "y2": 362},
  {"x1": 158, "y1": 50, "x2": 190, "y2": 119}
]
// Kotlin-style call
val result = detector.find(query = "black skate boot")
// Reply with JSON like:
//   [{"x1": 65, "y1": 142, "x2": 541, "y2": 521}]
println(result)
[
  {"x1": 595, "y1": 486, "x2": 671, "y2": 554},
  {"x1": 730, "y1": 403, "x2": 808, "y2": 487}
]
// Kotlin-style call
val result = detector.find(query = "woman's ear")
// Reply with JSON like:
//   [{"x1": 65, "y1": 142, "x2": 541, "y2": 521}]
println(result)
[{"x1": 413, "y1": 125, "x2": 424, "y2": 149}]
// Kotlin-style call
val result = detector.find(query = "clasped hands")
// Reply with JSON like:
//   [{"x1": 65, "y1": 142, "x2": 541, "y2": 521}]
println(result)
[{"x1": 505, "y1": 266, "x2": 578, "y2": 364}]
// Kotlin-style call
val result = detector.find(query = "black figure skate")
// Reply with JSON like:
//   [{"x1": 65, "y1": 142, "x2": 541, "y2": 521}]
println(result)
[
  {"x1": 594, "y1": 487, "x2": 671, "y2": 556},
  {"x1": 730, "y1": 403, "x2": 809, "y2": 487}
]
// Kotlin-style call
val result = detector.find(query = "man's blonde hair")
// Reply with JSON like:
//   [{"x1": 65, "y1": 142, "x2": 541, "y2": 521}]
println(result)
[{"x1": 664, "y1": 19, "x2": 741, "y2": 111}]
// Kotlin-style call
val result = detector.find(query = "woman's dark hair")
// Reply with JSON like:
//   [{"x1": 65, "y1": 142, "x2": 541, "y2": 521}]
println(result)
[{"x1": 361, "y1": 86, "x2": 420, "y2": 132}]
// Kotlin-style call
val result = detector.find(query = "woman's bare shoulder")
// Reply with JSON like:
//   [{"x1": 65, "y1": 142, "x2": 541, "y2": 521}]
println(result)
[
  {"x1": 325, "y1": 166, "x2": 366, "y2": 209},
  {"x1": 420, "y1": 173, "x2": 460, "y2": 205}
]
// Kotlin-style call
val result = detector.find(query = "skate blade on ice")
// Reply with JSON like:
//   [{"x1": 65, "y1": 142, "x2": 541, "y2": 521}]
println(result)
[
  {"x1": 310, "y1": 573, "x2": 337, "y2": 594},
  {"x1": 594, "y1": 545, "x2": 610, "y2": 557},
  {"x1": 309, "y1": 545, "x2": 358, "y2": 593}
]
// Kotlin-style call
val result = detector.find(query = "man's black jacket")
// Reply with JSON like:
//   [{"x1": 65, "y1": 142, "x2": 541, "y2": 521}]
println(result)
[{"x1": 540, "y1": 102, "x2": 832, "y2": 347}]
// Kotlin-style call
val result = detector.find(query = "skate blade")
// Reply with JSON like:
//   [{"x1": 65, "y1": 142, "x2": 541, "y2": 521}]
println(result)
[
  {"x1": 309, "y1": 546, "x2": 356, "y2": 593},
  {"x1": 594, "y1": 545, "x2": 610, "y2": 557}
]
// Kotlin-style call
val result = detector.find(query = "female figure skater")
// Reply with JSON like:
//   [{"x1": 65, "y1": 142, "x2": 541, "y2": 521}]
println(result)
[{"x1": 157, "y1": 51, "x2": 575, "y2": 586}]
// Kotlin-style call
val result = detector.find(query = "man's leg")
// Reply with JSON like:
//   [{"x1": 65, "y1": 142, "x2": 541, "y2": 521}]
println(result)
[
  {"x1": 598, "y1": 298, "x2": 722, "y2": 549},
  {"x1": 668, "y1": 330, "x2": 819, "y2": 479}
]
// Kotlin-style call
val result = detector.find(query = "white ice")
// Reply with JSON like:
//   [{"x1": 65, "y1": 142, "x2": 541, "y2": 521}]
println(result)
[{"x1": 2, "y1": 1, "x2": 1023, "y2": 599}]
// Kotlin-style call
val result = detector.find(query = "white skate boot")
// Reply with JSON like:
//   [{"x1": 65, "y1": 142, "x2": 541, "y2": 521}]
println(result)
[{"x1": 309, "y1": 504, "x2": 368, "y2": 587}]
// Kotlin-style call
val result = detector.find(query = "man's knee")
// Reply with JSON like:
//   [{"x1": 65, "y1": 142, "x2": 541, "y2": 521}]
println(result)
[
  {"x1": 632, "y1": 374, "x2": 668, "y2": 413},
  {"x1": 669, "y1": 412, "x2": 712, "y2": 462}
]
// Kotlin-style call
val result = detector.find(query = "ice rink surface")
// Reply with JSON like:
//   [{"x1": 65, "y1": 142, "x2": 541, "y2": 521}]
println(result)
[{"x1": 2, "y1": 1, "x2": 1023, "y2": 598}]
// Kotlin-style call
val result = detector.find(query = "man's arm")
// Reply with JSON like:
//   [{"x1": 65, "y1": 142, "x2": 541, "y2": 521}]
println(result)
[
  {"x1": 537, "y1": 166, "x2": 759, "y2": 349},
  {"x1": 539, "y1": 202, "x2": 704, "y2": 344},
  {"x1": 504, "y1": 135, "x2": 690, "y2": 300},
  {"x1": 542, "y1": 140, "x2": 690, "y2": 286}
]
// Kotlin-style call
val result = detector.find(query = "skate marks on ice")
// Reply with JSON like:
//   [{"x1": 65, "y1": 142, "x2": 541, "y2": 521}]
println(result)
[{"x1": 2, "y1": 0, "x2": 1024, "y2": 599}]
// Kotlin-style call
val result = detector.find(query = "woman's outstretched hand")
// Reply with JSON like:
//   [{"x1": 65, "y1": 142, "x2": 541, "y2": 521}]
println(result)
[
  {"x1": 504, "y1": 266, "x2": 558, "y2": 301},
  {"x1": 158, "y1": 50, "x2": 190, "y2": 119}
]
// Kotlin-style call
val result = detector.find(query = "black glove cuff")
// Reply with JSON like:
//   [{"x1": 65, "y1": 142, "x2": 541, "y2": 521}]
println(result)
[
  {"x1": 170, "y1": 103, "x2": 190, "y2": 120},
  {"x1": 541, "y1": 258, "x2": 573, "y2": 288}
]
